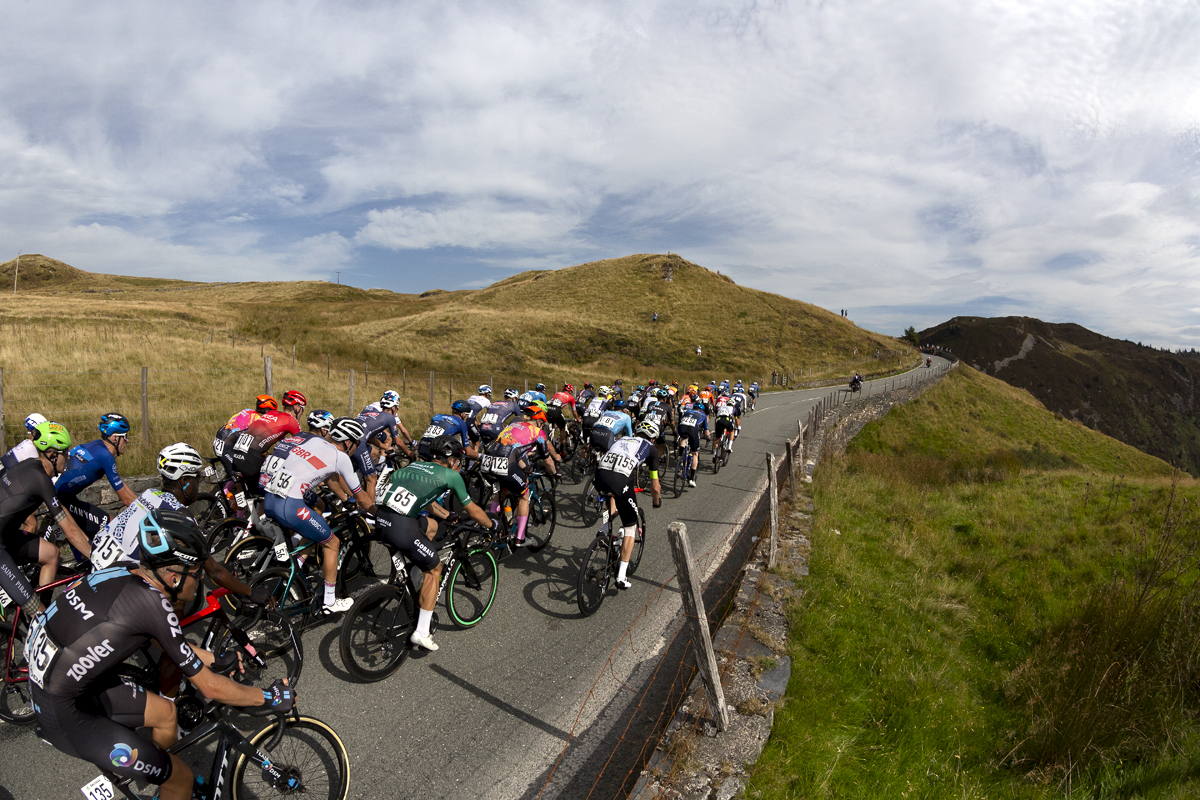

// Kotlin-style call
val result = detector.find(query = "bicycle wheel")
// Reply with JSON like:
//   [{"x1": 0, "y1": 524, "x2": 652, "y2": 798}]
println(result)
[
  {"x1": 576, "y1": 535, "x2": 612, "y2": 617},
  {"x1": 338, "y1": 584, "x2": 416, "y2": 682},
  {"x1": 0, "y1": 620, "x2": 33, "y2": 724},
  {"x1": 219, "y1": 609, "x2": 302, "y2": 681},
  {"x1": 446, "y1": 547, "x2": 498, "y2": 628},
  {"x1": 712, "y1": 445, "x2": 722, "y2": 474},
  {"x1": 189, "y1": 492, "x2": 231, "y2": 533},
  {"x1": 233, "y1": 715, "x2": 350, "y2": 800},
  {"x1": 337, "y1": 517, "x2": 388, "y2": 587},
  {"x1": 208, "y1": 517, "x2": 255, "y2": 559},
  {"x1": 629, "y1": 507, "x2": 647, "y2": 574},
  {"x1": 524, "y1": 481, "x2": 558, "y2": 553},
  {"x1": 249, "y1": 567, "x2": 315, "y2": 630},
  {"x1": 672, "y1": 453, "x2": 684, "y2": 498},
  {"x1": 580, "y1": 476, "x2": 599, "y2": 527}
]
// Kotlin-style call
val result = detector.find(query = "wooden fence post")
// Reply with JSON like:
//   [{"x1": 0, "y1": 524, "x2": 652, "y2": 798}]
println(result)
[
  {"x1": 140, "y1": 367, "x2": 151, "y2": 446},
  {"x1": 428, "y1": 371, "x2": 435, "y2": 416},
  {"x1": 667, "y1": 522, "x2": 730, "y2": 731},
  {"x1": 767, "y1": 453, "x2": 779, "y2": 570},
  {"x1": 0, "y1": 367, "x2": 6, "y2": 453},
  {"x1": 348, "y1": 369, "x2": 355, "y2": 416},
  {"x1": 365, "y1": 361, "x2": 369, "y2": 388},
  {"x1": 264, "y1": 356, "x2": 273, "y2": 397},
  {"x1": 326, "y1": 354, "x2": 330, "y2": 378},
  {"x1": 403, "y1": 368, "x2": 406, "y2": 394},
  {"x1": 450, "y1": 377, "x2": 453, "y2": 405},
  {"x1": 786, "y1": 440, "x2": 797, "y2": 499},
  {"x1": 292, "y1": 343, "x2": 295, "y2": 368}
]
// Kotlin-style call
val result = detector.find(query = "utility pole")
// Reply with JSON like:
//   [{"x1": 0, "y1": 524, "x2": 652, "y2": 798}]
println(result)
[
  {"x1": 335, "y1": 271, "x2": 341, "y2": 285},
  {"x1": 12, "y1": 251, "x2": 19, "y2": 296}
]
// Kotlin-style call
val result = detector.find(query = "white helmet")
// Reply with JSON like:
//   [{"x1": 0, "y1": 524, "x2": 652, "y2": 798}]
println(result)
[
  {"x1": 157, "y1": 443, "x2": 203, "y2": 481},
  {"x1": 24, "y1": 413, "x2": 47, "y2": 432},
  {"x1": 598, "y1": 385, "x2": 612, "y2": 396},
  {"x1": 329, "y1": 417, "x2": 365, "y2": 444}
]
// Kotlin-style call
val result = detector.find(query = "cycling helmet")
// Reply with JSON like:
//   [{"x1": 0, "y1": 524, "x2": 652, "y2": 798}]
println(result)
[
  {"x1": 636, "y1": 385, "x2": 646, "y2": 392},
  {"x1": 657, "y1": 388, "x2": 670, "y2": 400},
  {"x1": 256, "y1": 395, "x2": 278, "y2": 412},
  {"x1": 450, "y1": 399, "x2": 471, "y2": 415},
  {"x1": 636, "y1": 419, "x2": 660, "y2": 440},
  {"x1": 380, "y1": 390, "x2": 400, "y2": 410},
  {"x1": 478, "y1": 384, "x2": 492, "y2": 395},
  {"x1": 24, "y1": 413, "x2": 46, "y2": 433},
  {"x1": 139, "y1": 508, "x2": 208, "y2": 570},
  {"x1": 521, "y1": 399, "x2": 549, "y2": 421},
  {"x1": 32, "y1": 421, "x2": 72, "y2": 453},
  {"x1": 503, "y1": 388, "x2": 519, "y2": 400},
  {"x1": 534, "y1": 383, "x2": 547, "y2": 393},
  {"x1": 281, "y1": 390, "x2": 307, "y2": 408},
  {"x1": 612, "y1": 399, "x2": 627, "y2": 410},
  {"x1": 430, "y1": 434, "x2": 464, "y2": 462},
  {"x1": 328, "y1": 417, "x2": 365, "y2": 444},
  {"x1": 563, "y1": 383, "x2": 574, "y2": 393},
  {"x1": 98, "y1": 413, "x2": 131, "y2": 438},
  {"x1": 584, "y1": 382, "x2": 594, "y2": 390},
  {"x1": 307, "y1": 409, "x2": 334, "y2": 432},
  {"x1": 598, "y1": 385, "x2": 612, "y2": 396},
  {"x1": 157, "y1": 443, "x2": 203, "y2": 481},
  {"x1": 614, "y1": 379, "x2": 623, "y2": 385}
]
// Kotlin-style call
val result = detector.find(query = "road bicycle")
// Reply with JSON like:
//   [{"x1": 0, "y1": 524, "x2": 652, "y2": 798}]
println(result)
[
  {"x1": 576, "y1": 488, "x2": 646, "y2": 616},
  {"x1": 491, "y1": 470, "x2": 558, "y2": 553},
  {"x1": 672, "y1": 436, "x2": 695, "y2": 497},
  {"x1": 338, "y1": 520, "x2": 499, "y2": 681},
  {"x1": 712, "y1": 431, "x2": 733, "y2": 473}
]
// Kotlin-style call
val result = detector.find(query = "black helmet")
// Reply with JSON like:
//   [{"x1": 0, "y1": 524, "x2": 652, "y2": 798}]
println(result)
[
  {"x1": 139, "y1": 508, "x2": 208, "y2": 570},
  {"x1": 328, "y1": 417, "x2": 365, "y2": 444},
  {"x1": 430, "y1": 434, "x2": 464, "y2": 461},
  {"x1": 450, "y1": 399, "x2": 471, "y2": 415},
  {"x1": 534, "y1": 383, "x2": 547, "y2": 393}
]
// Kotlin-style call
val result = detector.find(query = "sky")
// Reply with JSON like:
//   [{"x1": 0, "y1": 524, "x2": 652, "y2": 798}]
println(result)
[{"x1": 3, "y1": 0, "x2": 1200, "y2": 347}]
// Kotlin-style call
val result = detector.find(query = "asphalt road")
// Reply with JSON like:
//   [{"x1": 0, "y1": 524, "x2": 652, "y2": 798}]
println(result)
[{"x1": 0, "y1": 365, "x2": 940, "y2": 800}]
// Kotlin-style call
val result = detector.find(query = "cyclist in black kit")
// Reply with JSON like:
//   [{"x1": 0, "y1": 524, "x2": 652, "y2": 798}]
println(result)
[
  {"x1": 29, "y1": 509, "x2": 295, "y2": 800},
  {"x1": 0, "y1": 421, "x2": 92, "y2": 615}
]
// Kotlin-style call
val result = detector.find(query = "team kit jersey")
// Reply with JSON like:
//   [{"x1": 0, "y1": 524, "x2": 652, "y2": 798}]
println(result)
[
  {"x1": 89, "y1": 489, "x2": 188, "y2": 569},
  {"x1": 0, "y1": 439, "x2": 38, "y2": 470},
  {"x1": 260, "y1": 433, "x2": 361, "y2": 501},
  {"x1": 590, "y1": 410, "x2": 633, "y2": 452},
  {"x1": 582, "y1": 396, "x2": 608, "y2": 422},
  {"x1": 56, "y1": 440, "x2": 126, "y2": 496},
  {"x1": 0, "y1": 459, "x2": 66, "y2": 607},
  {"x1": 376, "y1": 461, "x2": 472, "y2": 518},
  {"x1": 477, "y1": 401, "x2": 519, "y2": 443},
  {"x1": 597, "y1": 435, "x2": 661, "y2": 490}
]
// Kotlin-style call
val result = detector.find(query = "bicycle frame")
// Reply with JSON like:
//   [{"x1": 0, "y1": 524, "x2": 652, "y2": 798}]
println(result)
[{"x1": 2, "y1": 568, "x2": 88, "y2": 699}]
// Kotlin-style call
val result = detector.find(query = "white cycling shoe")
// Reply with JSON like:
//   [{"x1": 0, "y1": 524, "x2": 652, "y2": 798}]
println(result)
[
  {"x1": 321, "y1": 596, "x2": 354, "y2": 616},
  {"x1": 410, "y1": 631, "x2": 440, "y2": 651}
]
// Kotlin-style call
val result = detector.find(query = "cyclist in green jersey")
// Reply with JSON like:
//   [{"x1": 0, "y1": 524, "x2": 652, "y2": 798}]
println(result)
[{"x1": 374, "y1": 435, "x2": 499, "y2": 652}]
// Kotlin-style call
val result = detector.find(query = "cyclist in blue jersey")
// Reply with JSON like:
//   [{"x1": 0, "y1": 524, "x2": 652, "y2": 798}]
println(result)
[
  {"x1": 589, "y1": 402, "x2": 634, "y2": 456},
  {"x1": 56, "y1": 413, "x2": 138, "y2": 541},
  {"x1": 676, "y1": 403, "x2": 709, "y2": 487},
  {"x1": 519, "y1": 383, "x2": 548, "y2": 404},
  {"x1": 417, "y1": 400, "x2": 480, "y2": 461}
]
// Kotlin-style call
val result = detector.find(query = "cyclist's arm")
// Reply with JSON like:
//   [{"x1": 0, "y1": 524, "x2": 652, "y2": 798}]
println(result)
[
  {"x1": 190, "y1": 664, "x2": 284, "y2": 708},
  {"x1": 647, "y1": 449, "x2": 662, "y2": 505},
  {"x1": 460, "y1": 499, "x2": 492, "y2": 528},
  {"x1": 327, "y1": 474, "x2": 351, "y2": 502},
  {"x1": 203, "y1": 556, "x2": 252, "y2": 598},
  {"x1": 52, "y1": 498, "x2": 93, "y2": 558},
  {"x1": 116, "y1": 484, "x2": 137, "y2": 507}
]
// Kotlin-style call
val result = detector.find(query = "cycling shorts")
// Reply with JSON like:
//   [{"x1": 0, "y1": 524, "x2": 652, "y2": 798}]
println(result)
[
  {"x1": 375, "y1": 510, "x2": 439, "y2": 572},
  {"x1": 595, "y1": 470, "x2": 641, "y2": 527},
  {"x1": 0, "y1": 525, "x2": 40, "y2": 566},
  {"x1": 32, "y1": 673, "x2": 172, "y2": 785},
  {"x1": 676, "y1": 425, "x2": 701, "y2": 452},
  {"x1": 546, "y1": 407, "x2": 567, "y2": 427},
  {"x1": 589, "y1": 428, "x2": 618, "y2": 455},
  {"x1": 483, "y1": 454, "x2": 528, "y2": 498},
  {"x1": 715, "y1": 419, "x2": 736, "y2": 437},
  {"x1": 225, "y1": 449, "x2": 267, "y2": 488},
  {"x1": 263, "y1": 494, "x2": 332, "y2": 545}
]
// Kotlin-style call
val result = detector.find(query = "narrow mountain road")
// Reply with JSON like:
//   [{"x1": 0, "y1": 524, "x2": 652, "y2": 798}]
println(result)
[{"x1": 0, "y1": 364, "x2": 940, "y2": 800}]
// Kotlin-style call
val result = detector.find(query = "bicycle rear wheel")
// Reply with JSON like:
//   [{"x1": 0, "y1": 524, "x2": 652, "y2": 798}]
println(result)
[
  {"x1": 629, "y1": 507, "x2": 647, "y2": 574},
  {"x1": 446, "y1": 547, "x2": 498, "y2": 628},
  {"x1": 576, "y1": 535, "x2": 612, "y2": 616},
  {"x1": 339, "y1": 584, "x2": 416, "y2": 682},
  {"x1": 0, "y1": 620, "x2": 33, "y2": 724},
  {"x1": 248, "y1": 567, "x2": 315, "y2": 631},
  {"x1": 219, "y1": 609, "x2": 303, "y2": 681},
  {"x1": 233, "y1": 715, "x2": 350, "y2": 800},
  {"x1": 580, "y1": 476, "x2": 599, "y2": 527},
  {"x1": 524, "y1": 481, "x2": 558, "y2": 553},
  {"x1": 188, "y1": 492, "x2": 230, "y2": 533}
]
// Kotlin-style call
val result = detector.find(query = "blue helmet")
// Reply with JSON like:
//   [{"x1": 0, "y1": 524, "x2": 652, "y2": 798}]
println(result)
[
  {"x1": 99, "y1": 413, "x2": 131, "y2": 438},
  {"x1": 612, "y1": 399, "x2": 627, "y2": 411}
]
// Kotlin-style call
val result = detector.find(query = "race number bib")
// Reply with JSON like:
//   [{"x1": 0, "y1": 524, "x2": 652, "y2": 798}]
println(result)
[
  {"x1": 597, "y1": 416, "x2": 618, "y2": 430},
  {"x1": 212, "y1": 437, "x2": 225, "y2": 457},
  {"x1": 90, "y1": 532, "x2": 128, "y2": 569},
  {"x1": 599, "y1": 451, "x2": 638, "y2": 477},
  {"x1": 482, "y1": 454, "x2": 510, "y2": 475},
  {"x1": 234, "y1": 432, "x2": 254, "y2": 453},
  {"x1": 25, "y1": 616, "x2": 59, "y2": 690},
  {"x1": 480, "y1": 413, "x2": 500, "y2": 426},
  {"x1": 422, "y1": 424, "x2": 446, "y2": 439},
  {"x1": 383, "y1": 485, "x2": 419, "y2": 515}
]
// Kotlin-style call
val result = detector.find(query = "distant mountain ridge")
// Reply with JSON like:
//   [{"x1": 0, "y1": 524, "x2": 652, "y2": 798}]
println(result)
[{"x1": 921, "y1": 316, "x2": 1200, "y2": 476}]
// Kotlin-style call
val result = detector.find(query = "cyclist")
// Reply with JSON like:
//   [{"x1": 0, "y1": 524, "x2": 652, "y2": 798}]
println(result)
[
  {"x1": 748, "y1": 381, "x2": 759, "y2": 409},
  {"x1": 643, "y1": 391, "x2": 672, "y2": 461},
  {"x1": 481, "y1": 400, "x2": 560, "y2": 548},
  {"x1": 259, "y1": 417, "x2": 376, "y2": 615},
  {"x1": 676, "y1": 401, "x2": 709, "y2": 488},
  {"x1": 589, "y1": 401, "x2": 633, "y2": 457},
  {"x1": 546, "y1": 383, "x2": 577, "y2": 451},
  {"x1": 580, "y1": 387, "x2": 611, "y2": 446},
  {"x1": 307, "y1": 409, "x2": 335, "y2": 436},
  {"x1": 0, "y1": 412, "x2": 48, "y2": 469},
  {"x1": 574, "y1": 382, "x2": 596, "y2": 418},
  {"x1": 477, "y1": 393, "x2": 521, "y2": 446},
  {"x1": 519, "y1": 383, "x2": 548, "y2": 404},
  {"x1": 89, "y1": 442, "x2": 268, "y2": 605},
  {"x1": 697, "y1": 385, "x2": 715, "y2": 416},
  {"x1": 417, "y1": 400, "x2": 480, "y2": 461},
  {"x1": 212, "y1": 395, "x2": 273, "y2": 491},
  {"x1": 29, "y1": 509, "x2": 295, "y2": 800},
  {"x1": 594, "y1": 419, "x2": 662, "y2": 590},
  {"x1": 730, "y1": 386, "x2": 749, "y2": 436},
  {"x1": 55, "y1": 413, "x2": 139, "y2": 547},
  {"x1": 713, "y1": 395, "x2": 737, "y2": 459},
  {"x1": 363, "y1": 390, "x2": 415, "y2": 444},
  {"x1": 467, "y1": 384, "x2": 493, "y2": 413},
  {"x1": 1, "y1": 422, "x2": 91, "y2": 614},
  {"x1": 355, "y1": 403, "x2": 414, "y2": 500},
  {"x1": 627, "y1": 385, "x2": 645, "y2": 410},
  {"x1": 223, "y1": 391, "x2": 306, "y2": 494},
  {"x1": 374, "y1": 435, "x2": 499, "y2": 652},
  {"x1": 611, "y1": 379, "x2": 624, "y2": 400}
]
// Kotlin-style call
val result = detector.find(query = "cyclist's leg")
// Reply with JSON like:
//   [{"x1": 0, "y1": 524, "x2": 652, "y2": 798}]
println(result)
[
  {"x1": 377, "y1": 510, "x2": 441, "y2": 648},
  {"x1": 600, "y1": 475, "x2": 640, "y2": 586},
  {"x1": 266, "y1": 494, "x2": 340, "y2": 609}
]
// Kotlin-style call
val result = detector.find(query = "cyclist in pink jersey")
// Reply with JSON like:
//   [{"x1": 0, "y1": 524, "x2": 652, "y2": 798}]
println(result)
[{"x1": 480, "y1": 401, "x2": 561, "y2": 548}]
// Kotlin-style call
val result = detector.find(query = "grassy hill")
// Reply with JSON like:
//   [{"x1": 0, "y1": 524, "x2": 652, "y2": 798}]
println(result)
[
  {"x1": 751, "y1": 366, "x2": 1199, "y2": 798},
  {"x1": 921, "y1": 316, "x2": 1200, "y2": 476}
]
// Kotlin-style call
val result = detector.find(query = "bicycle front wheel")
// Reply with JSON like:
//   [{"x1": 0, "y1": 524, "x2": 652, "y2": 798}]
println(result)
[
  {"x1": 208, "y1": 518, "x2": 255, "y2": 559},
  {"x1": 339, "y1": 583, "x2": 416, "y2": 682},
  {"x1": 219, "y1": 609, "x2": 302, "y2": 680},
  {"x1": 672, "y1": 456, "x2": 684, "y2": 498},
  {"x1": 580, "y1": 476, "x2": 599, "y2": 527},
  {"x1": 446, "y1": 548, "x2": 498, "y2": 628},
  {"x1": 233, "y1": 715, "x2": 350, "y2": 800},
  {"x1": 576, "y1": 535, "x2": 612, "y2": 616},
  {"x1": 0, "y1": 620, "x2": 33, "y2": 724},
  {"x1": 524, "y1": 482, "x2": 558, "y2": 553}
]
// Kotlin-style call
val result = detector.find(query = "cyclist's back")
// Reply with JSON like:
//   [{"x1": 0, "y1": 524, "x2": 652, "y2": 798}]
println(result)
[
  {"x1": 0, "y1": 457, "x2": 64, "y2": 609},
  {"x1": 477, "y1": 400, "x2": 519, "y2": 445}
]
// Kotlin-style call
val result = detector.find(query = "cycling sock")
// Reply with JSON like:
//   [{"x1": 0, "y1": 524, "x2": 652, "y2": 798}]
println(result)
[
  {"x1": 417, "y1": 607, "x2": 433, "y2": 638},
  {"x1": 617, "y1": 560, "x2": 629, "y2": 582},
  {"x1": 516, "y1": 515, "x2": 528, "y2": 541},
  {"x1": 323, "y1": 581, "x2": 336, "y2": 605}
]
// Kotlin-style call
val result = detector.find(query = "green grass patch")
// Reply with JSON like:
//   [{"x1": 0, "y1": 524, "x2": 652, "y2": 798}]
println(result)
[{"x1": 747, "y1": 368, "x2": 1200, "y2": 799}]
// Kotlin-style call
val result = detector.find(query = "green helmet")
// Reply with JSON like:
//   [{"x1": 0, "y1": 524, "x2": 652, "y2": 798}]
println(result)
[{"x1": 32, "y1": 421, "x2": 72, "y2": 452}]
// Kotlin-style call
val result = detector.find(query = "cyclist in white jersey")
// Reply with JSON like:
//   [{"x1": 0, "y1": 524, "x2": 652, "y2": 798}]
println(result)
[
  {"x1": 467, "y1": 384, "x2": 493, "y2": 413},
  {"x1": 90, "y1": 443, "x2": 268, "y2": 607},
  {"x1": 259, "y1": 418, "x2": 376, "y2": 615}
]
